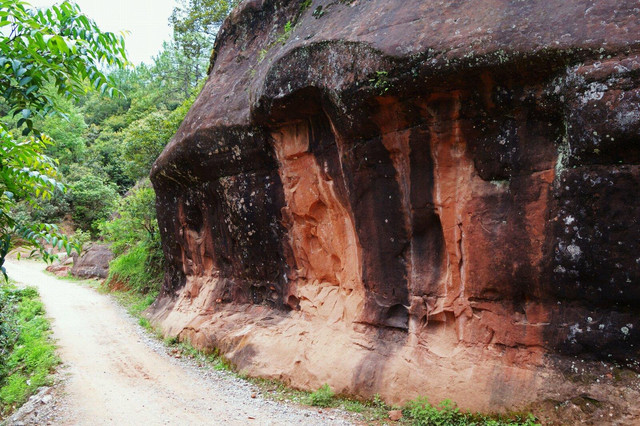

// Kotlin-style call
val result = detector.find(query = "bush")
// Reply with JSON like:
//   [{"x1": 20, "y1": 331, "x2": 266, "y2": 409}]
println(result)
[
  {"x1": 0, "y1": 287, "x2": 20, "y2": 364},
  {"x1": 69, "y1": 173, "x2": 118, "y2": 234},
  {"x1": 100, "y1": 180, "x2": 157, "y2": 256},
  {"x1": 308, "y1": 384, "x2": 334, "y2": 407},
  {"x1": 102, "y1": 180, "x2": 164, "y2": 295}
]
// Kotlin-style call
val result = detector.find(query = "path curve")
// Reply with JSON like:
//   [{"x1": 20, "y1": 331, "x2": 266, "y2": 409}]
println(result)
[{"x1": 6, "y1": 260, "x2": 353, "y2": 426}]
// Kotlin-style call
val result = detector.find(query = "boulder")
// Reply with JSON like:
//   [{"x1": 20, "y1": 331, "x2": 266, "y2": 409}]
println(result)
[
  {"x1": 45, "y1": 254, "x2": 74, "y2": 277},
  {"x1": 149, "y1": 0, "x2": 640, "y2": 414},
  {"x1": 71, "y1": 244, "x2": 113, "y2": 279}
]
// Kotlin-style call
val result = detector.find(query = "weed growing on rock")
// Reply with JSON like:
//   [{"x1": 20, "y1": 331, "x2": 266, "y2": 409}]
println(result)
[
  {"x1": 312, "y1": 5, "x2": 325, "y2": 18},
  {"x1": 339, "y1": 393, "x2": 390, "y2": 421},
  {"x1": 138, "y1": 317, "x2": 152, "y2": 330},
  {"x1": 276, "y1": 21, "x2": 293, "y2": 45},
  {"x1": 258, "y1": 20, "x2": 294, "y2": 63},
  {"x1": 404, "y1": 398, "x2": 462, "y2": 425},
  {"x1": 164, "y1": 336, "x2": 178, "y2": 346},
  {"x1": 369, "y1": 70, "x2": 391, "y2": 94},
  {"x1": 299, "y1": 0, "x2": 312, "y2": 13}
]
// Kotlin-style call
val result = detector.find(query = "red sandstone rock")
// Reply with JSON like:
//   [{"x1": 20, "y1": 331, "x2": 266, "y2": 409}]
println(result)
[
  {"x1": 71, "y1": 244, "x2": 113, "y2": 279},
  {"x1": 46, "y1": 254, "x2": 73, "y2": 277},
  {"x1": 46, "y1": 263, "x2": 70, "y2": 277},
  {"x1": 149, "y1": 0, "x2": 640, "y2": 414}
]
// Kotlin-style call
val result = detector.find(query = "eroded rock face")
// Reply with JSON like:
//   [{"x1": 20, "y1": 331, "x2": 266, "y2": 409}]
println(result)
[{"x1": 150, "y1": 0, "x2": 640, "y2": 412}]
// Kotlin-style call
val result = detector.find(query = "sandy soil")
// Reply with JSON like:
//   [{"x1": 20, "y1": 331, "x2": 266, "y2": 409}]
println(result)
[{"x1": 4, "y1": 261, "x2": 354, "y2": 426}]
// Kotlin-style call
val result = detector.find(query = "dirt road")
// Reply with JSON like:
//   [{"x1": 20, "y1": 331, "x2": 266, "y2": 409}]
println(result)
[{"x1": 6, "y1": 261, "x2": 353, "y2": 426}]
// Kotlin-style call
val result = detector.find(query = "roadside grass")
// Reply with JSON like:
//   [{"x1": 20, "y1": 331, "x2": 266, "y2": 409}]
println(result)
[
  {"x1": 52, "y1": 270, "x2": 540, "y2": 425},
  {"x1": 0, "y1": 283, "x2": 59, "y2": 418},
  {"x1": 237, "y1": 377, "x2": 538, "y2": 425}
]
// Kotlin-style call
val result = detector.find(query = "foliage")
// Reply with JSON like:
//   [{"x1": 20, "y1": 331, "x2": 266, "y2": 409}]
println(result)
[
  {"x1": 120, "y1": 92, "x2": 199, "y2": 182},
  {"x1": 0, "y1": 0, "x2": 127, "y2": 273},
  {"x1": 0, "y1": 285, "x2": 20, "y2": 361},
  {"x1": 71, "y1": 228, "x2": 91, "y2": 250},
  {"x1": 106, "y1": 240, "x2": 163, "y2": 294},
  {"x1": 100, "y1": 180, "x2": 156, "y2": 255},
  {"x1": 0, "y1": 130, "x2": 76, "y2": 272},
  {"x1": 69, "y1": 173, "x2": 118, "y2": 234},
  {"x1": 169, "y1": 0, "x2": 238, "y2": 95},
  {"x1": 299, "y1": 0, "x2": 312, "y2": 13},
  {"x1": 369, "y1": 70, "x2": 390, "y2": 94},
  {"x1": 308, "y1": 383, "x2": 334, "y2": 407},
  {"x1": 258, "y1": 20, "x2": 294, "y2": 62},
  {"x1": 404, "y1": 398, "x2": 464, "y2": 426},
  {"x1": 0, "y1": 0, "x2": 127, "y2": 132},
  {"x1": 36, "y1": 98, "x2": 87, "y2": 174},
  {"x1": 0, "y1": 284, "x2": 58, "y2": 416},
  {"x1": 102, "y1": 181, "x2": 163, "y2": 294},
  {"x1": 403, "y1": 397, "x2": 539, "y2": 426},
  {"x1": 0, "y1": 131, "x2": 62, "y2": 205}
]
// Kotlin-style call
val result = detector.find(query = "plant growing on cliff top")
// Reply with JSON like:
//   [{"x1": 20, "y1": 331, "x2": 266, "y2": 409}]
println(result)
[
  {"x1": 300, "y1": 0, "x2": 313, "y2": 13},
  {"x1": 276, "y1": 21, "x2": 293, "y2": 45}
]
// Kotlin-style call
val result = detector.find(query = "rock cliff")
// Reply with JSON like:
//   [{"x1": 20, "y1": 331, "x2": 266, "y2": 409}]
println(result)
[{"x1": 149, "y1": 0, "x2": 640, "y2": 413}]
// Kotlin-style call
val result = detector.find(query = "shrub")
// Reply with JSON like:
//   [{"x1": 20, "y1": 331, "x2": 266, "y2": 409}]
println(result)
[
  {"x1": 100, "y1": 180, "x2": 157, "y2": 256},
  {"x1": 102, "y1": 180, "x2": 164, "y2": 295},
  {"x1": 308, "y1": 384, "x2": 334, "y2": 407},
  {"x1": 69, "y1": 173, "x2": 119, "y2": 234}
]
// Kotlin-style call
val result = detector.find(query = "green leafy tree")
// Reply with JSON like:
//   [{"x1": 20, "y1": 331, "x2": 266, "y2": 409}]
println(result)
[
  {"x1": 120, "y1": 109, "x2": 172, "y2": 182},
  {"x1": 0, "y1": 0, "x2": 127, "y2": 131},
  {"x1": 68, "y1": 173, "x2": 118, "y2": 235},
  {"x1": 120, "y1": 90, "x2": 198, "y2": 181},
  {"x1": 0, "y1": 0, "x2": 127, "y2": 273},
  {"x1": 169, "y1": 0, "x2": 237, "y2": 96},
  {"x1": 36, "y1": 97, "x2": 88, "y2": 174},
  {"x1": 101, "y1": 180, "x2": 158, "y2": 256}
]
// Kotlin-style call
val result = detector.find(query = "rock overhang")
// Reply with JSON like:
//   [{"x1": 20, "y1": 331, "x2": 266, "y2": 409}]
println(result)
[{"x1": 149, "y1": 0, "x2": 640, "y2": 414}]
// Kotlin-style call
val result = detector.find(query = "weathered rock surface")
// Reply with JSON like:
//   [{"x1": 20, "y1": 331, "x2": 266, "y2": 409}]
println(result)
[
  {"x1": 71, "y1": 244, "x2": 113, "y2": 279},
  {"x1": 150, "y1": 0, "x2": 640, "y2": 412}
]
